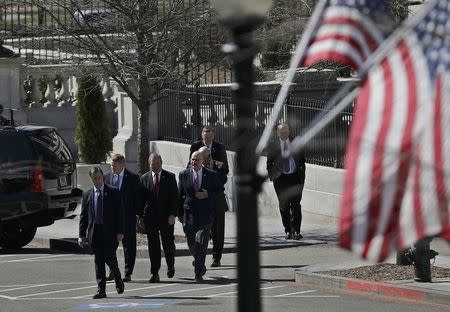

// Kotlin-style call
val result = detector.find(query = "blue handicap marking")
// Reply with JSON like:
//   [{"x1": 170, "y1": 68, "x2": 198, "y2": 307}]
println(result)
[{"x1": 73, "y1": 300, "x2": 181, "y2": 310}]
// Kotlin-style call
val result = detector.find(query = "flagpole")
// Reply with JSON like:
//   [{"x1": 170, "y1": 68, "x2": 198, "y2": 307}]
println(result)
[
  {"x1": 255, "y1": 0, "x2": 328, "y2": 156},
  {"x1": 287, "y1": 0, "x2": 439, "y2": 157}
]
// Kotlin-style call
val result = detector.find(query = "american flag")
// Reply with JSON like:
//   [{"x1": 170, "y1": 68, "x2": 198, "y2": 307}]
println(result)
[
  {"x1": 340, "y1": 0, "x2": 450, "y2": 262},
  {"x1": 302, "y1": 0, "x2": 393, "y2": 70}
]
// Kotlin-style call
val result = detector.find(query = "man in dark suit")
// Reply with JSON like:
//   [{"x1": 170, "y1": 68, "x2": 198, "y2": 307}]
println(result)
[
  {"x1": 78, "y1": 166, "x2": 125, "y2": 299},
  {"x1": 189, "y1": 126, "x2": 229, "y2": 174},
  {"x1": 266, "y1": 123, "x2": 306, "y2": 240},
  {"x1": 104, "y1": 154, "x2": 140, "y2": 282},
  {"x1": 139, "y1": 153, "x2": 178, "y2": 283},
  {"x1": 198, "y1": 146, "x2": 228, "y2": 268},
  {"x1": 178, "y1": 151, "x2": 223, "y2": 281}
]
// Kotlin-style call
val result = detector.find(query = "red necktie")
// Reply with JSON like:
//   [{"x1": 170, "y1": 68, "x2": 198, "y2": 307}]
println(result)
[
  {"x1": 194, "y1": 172, "x2": 200, "y2": 191},
  {"x1": 153, "y1": 173, "x2": 159, "y2": 193}
]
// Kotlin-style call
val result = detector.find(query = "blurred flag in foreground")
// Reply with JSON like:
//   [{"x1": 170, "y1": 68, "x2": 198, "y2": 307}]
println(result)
[
  {"x1": 340, "y1": 0, "x2": 450, "y2": 262},
  {"x1": 301, "y1": 0, "x2": 393, "y2": 70}
]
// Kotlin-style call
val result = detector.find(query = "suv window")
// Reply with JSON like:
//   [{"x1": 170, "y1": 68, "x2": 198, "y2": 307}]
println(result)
[
  {"x1": 27, "y1": 130, "x2": 73, "y2": 164},
  {"x1": 0, "y1": 132, "x2": 34, "y2": 162}
]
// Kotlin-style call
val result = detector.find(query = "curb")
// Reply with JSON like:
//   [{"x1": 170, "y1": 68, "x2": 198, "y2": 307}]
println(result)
[{"x1": 294, "y1": 268, "x2": 450, "y2": 306}]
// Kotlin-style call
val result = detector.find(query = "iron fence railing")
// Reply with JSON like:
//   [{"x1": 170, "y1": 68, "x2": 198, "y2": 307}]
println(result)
[
  {"x1": 1, "y1": 0, "x2": 232, "y2": 84},
  {"x1": 157, "y1": 87, "x2": 353, "y2": 168}
]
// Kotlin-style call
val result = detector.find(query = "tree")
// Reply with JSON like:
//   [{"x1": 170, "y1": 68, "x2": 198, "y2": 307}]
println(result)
[
  {"x1": 75, "y1": 75, "x2": 112, "y2": 163},
  {"x1": 259, "y1": 0, "x2": 410, "y2": 73},
  {"x1": 26, "y1": 0, "x2": 227, "y2": 173}
]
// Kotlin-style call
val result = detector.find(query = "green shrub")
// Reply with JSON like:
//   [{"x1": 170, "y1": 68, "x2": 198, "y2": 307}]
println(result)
[{"x1": 75, "y1": 75, "x2": 112, "y2": 163}]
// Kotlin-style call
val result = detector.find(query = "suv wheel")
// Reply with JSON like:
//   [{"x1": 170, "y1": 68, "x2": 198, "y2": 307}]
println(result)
[{"x1": 0, "y1": 224, "x2": 37, "y2": 249}]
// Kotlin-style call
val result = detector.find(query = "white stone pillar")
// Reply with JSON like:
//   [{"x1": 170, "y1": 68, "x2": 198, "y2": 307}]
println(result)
[
  {"x1": 0, "y1": 56, "x2": 26, "y2": 123},
  {"x1": 112, "y1": 83, "x2": 139, "y2": 172}
]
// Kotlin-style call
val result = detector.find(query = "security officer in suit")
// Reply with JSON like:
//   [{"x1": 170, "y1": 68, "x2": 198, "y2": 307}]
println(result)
[
  {"x1": 104, "y1": 154, "x2": 141, "y2": 282},
  {"x1": 267, "y1": 123, "x2": 306, "y2": 240},
  {"x1": 78, "y1": 166, "x2": 125, "y2": 299},
  {"x1": 198, "y1": 146, "x2": 228, "y2": 267},
  {"x1": 189, "y1": 126, "x2": 229, "y2": 174},
  {"x1": 139, "y1": 153, "x2": 178, "y2": 283},
  {"x1": 178, "y1": 151, "x2": 223, "y2": 281}
]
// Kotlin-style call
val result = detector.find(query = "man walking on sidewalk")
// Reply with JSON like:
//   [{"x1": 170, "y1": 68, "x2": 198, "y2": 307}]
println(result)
[
  {"x1": 189, "y1": 126, "x2": 229, "y2": 174},
  {"x1": 104, "y1": 154, "x2": 141, "y2": 282},
  {"x1": 198, "y1": 146, "x2": 228, "y2": 267},
  {"x1": 139, "y1": 153, "x2": 178, "y2": 283},
  {"x1": 178, "y1": 151, "x2": 223, "y2": 281},
  {"x1": 267, "y1": 123, "x2": 306, "y2": 240},
  {"x1": 78, "y1": 166, "x2": 125, "y2": 299}
]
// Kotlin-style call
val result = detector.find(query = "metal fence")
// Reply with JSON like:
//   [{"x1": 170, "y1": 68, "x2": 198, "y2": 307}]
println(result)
[
  {"x1": 157, "y1": 86, "x2": 354, "y2": 168},
  {"x1": 1, "y1": 0, "x2": 232, "y2": 84}
]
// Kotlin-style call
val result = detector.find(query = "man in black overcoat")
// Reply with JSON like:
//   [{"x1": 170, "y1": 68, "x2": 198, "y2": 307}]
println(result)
[
  {"x1": 267, "y1": 123, "x2": 306, "y2": 240},
  {"x1": 104, "y1": 154, "x2": 141, "y2": 282}
]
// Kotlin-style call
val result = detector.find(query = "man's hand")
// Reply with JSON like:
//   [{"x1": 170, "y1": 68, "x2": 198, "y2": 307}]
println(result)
[
  {"x1": 78, "y1": 237, "x2": 86, "y2": 248},
  {"x1": 117, "y1": 234, "x2": 124, "y2": 242},
  {"x1": 168, "y1": 215, "x2": 175, "y2": 225},
  {"x1": 195, "y1": 188, "x2": 208, "y2": 199}
]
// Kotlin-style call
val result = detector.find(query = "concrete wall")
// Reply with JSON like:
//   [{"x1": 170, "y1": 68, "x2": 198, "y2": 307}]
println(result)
[{"x1": 148, "y1": 141, "x2": 344, "y2": 222}]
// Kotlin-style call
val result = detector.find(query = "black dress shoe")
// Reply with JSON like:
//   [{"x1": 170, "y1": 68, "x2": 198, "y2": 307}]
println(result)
[
  {"x1": 122, "y1": 275, "x2": 131, "y2": 283},
  {"x1": 201, "y1": 265, "x2": 207, "y2": 276},
  {"x1": 149, "y1": 274, "x2": 160, "y2": 283},
  {"x1": 167, "y1": 267, "x2": 175, "y2": 279},
  {"x1": 293, "y1": 233, "x2": 303, "y2": 240},
  {"x1": 285, "y1": 233, "x2": 292, "y2": 240},
  {"x1": 106, "y1": 272, "x2": 114, "y2": 281},
  {"x1": 194, "y1": 275, "x2": 203, "y2": 282},
  {"x1": 211, "y1": 259, "x2": 221, "y2": 267},
  {"x1": 115, "y1": 280, "x2": 125, "y2": 294},
  {"x1": 93, "y1": 290, "x2": 107, "y2": 299}
]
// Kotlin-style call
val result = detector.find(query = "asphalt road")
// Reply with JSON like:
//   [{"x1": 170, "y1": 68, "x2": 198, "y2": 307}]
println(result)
[{"x1": 0, "y1": 245, "x2": 446, "y2": 312}]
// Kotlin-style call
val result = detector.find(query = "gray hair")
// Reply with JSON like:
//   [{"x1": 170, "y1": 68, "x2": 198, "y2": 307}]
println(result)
[{"x1": 88, "y1": 166, "x2": 103, "y2": 177}]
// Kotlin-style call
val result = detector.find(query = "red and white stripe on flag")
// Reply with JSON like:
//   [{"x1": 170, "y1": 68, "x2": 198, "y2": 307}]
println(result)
[
  {"x1": 339, "y1": 34, "x2": 449, "y2": 262},
  {"x1": 301, "y1": 2, "x2": 386, "y2": 70},
  {"x1": 339, "y1": 0, "x2": 450, "y2": 262},
  {"x1": 400, "y1": 73, "x2": 450, "y2": 249}
]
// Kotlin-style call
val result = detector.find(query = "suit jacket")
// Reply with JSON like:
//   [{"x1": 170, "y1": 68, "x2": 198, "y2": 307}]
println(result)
[
  {"x1": 104, "y1": 168, "x2": 141, "y2": 232},
  {"x1": 266, "y1": 137, "x2": 306, "y2": 183},
  {"x1": 205, "y1": 160, "x2": 228, "y2": 212},
  {"x1": 79, "y1": 184, "x2": 123, "y2": 252},
  {"x1": 140, "y1": 169, "x2": 178, "y2": 226},
  {"x1": 189, "y1": 140, "x2": 229, "y2": 174},
  {"x1": 178, "y1": 167, "x2": 223, "y2": 227}
]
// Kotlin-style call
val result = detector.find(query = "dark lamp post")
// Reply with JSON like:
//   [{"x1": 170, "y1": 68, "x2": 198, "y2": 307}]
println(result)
[{"x1": 211, "y1": 1, "x2": 272, "y2": 312}]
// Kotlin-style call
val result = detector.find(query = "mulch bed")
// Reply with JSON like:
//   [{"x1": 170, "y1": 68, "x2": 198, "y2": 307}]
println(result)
[{"x1": 320, "y1": 263, "x2": 450, "y2": 282}]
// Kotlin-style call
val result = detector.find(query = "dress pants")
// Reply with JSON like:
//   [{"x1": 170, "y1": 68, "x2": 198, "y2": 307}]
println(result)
[
  {"x1": 146, "y1": 220, "x2": 175, "y2": 275},
  {"x1": 184, "y1": 224, "x2": 210, "y2": 277},
  {"x1": 108, "y1": 221, "x2": 136, "y2": 277},
  {"x1": 273, "y1": 172, "x2": 304, "y2": 234},
  {"x1": 92, "y1": 225, "x2": 121, "y2": 291},
  {"x1": 211, "y1": 207, "x2": 225, "y2": 261},
  {"x1": 122, "y1": 223, "x2": 137, "y2": 277}
]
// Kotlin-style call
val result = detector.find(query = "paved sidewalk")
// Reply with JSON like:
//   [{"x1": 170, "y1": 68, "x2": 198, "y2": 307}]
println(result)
[
  {"x1": 32, "y1": 210, "x2": 450, "y2": 306},
  {"x1": 33, "y1": 210, "x2": 337, "y2": 256}
]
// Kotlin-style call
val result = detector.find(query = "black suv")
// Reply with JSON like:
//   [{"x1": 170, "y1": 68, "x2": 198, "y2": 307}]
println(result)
[{"x1": 0, "y1": 125, "x2": 82, "y2": 248}]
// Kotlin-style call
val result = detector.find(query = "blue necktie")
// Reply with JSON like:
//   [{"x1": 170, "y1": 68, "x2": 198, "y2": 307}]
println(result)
[
  {"x1": 283, "y1": 141, "x2": 290, "y2": 173},
  {"x1": 113, "y1": 175, "x2": 120, "y2": 188},
  {"x1": 95, "y1": 189, "x2": 103, "y2": 224}
]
